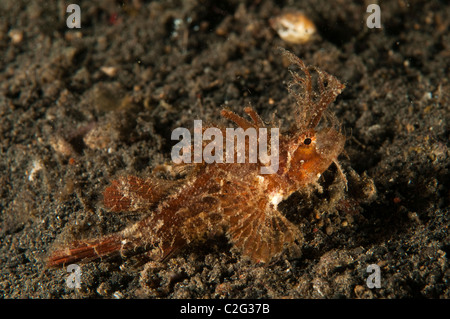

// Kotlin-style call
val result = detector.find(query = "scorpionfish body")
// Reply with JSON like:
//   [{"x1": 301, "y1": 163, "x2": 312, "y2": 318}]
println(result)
[{"x1": 47, "y1": 49, "x2": 346, "y2": 267}]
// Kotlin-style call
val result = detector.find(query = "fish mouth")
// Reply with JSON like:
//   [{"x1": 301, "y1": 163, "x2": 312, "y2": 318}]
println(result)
[{"x1": 315, "y1": 128, "x2": 345, "y2": 158}]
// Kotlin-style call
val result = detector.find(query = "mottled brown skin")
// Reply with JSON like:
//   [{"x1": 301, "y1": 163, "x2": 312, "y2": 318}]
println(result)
[{"x1": 47, "y1": 50, "x2": 346, "y2": 267}]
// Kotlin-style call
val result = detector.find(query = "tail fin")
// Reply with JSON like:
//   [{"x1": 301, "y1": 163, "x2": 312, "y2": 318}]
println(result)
[{"x1": 46, "y1": 234, "x2": 128, "y2": 268}]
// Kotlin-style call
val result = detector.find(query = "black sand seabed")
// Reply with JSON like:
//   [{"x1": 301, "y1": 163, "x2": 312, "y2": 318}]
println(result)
[{"x1": 0, "y1": 0, "x2": 449, "y2": 299}]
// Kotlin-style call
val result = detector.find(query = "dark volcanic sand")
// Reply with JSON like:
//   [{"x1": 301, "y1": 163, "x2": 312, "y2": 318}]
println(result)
[{"x1": 0, "y1": 0, "x2": 449, "y2": 298}]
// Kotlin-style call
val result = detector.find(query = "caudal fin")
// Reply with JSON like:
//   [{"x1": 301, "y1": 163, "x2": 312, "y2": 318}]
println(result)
[{"x1": 46, "y1": 234, "x2": 127, "y2": 268}]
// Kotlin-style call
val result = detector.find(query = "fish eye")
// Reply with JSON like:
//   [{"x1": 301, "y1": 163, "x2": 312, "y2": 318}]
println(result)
[{"x1": 303, "y1": 138, "x2": 312, "y2": 145}]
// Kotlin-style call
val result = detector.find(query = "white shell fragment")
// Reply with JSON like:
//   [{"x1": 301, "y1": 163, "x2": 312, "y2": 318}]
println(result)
[{"x1": 270, "y1": 11, "x2": 316, "y2": 44}]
